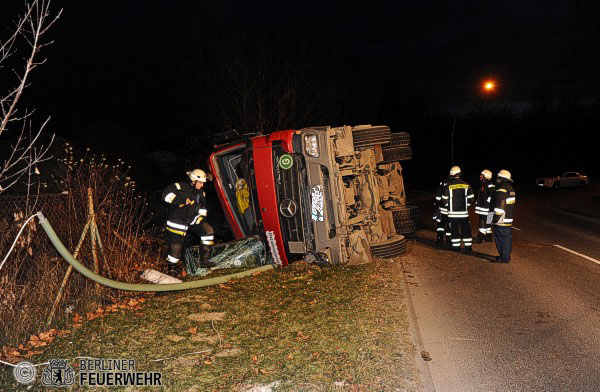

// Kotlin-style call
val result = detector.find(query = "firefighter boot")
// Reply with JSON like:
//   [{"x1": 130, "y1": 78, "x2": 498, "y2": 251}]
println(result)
[
  {"x1": 436, "y1": 232, "x2": 444, "y2": 244},
  {"x1": 475, "y1": 232, "x2": 484, "y2": 244},
  {"x1": 199, "y1": 245, "x2": 216, "y2": 268},
  {"x1": 166, "y1": 262, "x2": 182, "y2": 278}
]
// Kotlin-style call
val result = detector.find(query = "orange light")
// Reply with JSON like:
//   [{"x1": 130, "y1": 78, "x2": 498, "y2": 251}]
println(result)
[{"x1": 484, "y1": 81, "x2": 495, "y2": 91}]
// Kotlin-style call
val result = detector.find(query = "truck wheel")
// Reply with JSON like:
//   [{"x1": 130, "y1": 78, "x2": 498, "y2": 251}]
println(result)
[
  {"x1": 381, "y1": 145, "x2": 412, "y2": 162},
  {"x1": 352, "y1": 126, "x2": 392, "y2": 149},
  {"x1": 369, "y1": 235, "x2": 407, "y2": 258},
  {"x1": 386, "y1": 132, "x2": 411, "y2": 146},
  {"x1": 392, "y1": 205, "x2": 422, "y2": 234}
]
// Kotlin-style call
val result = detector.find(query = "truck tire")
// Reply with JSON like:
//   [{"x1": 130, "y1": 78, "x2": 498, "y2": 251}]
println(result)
[
  {"x1": 381, "y1": 145, "x2": 412, "y2": 162},
  {"x1": 353, "y1": 126, "x2": 392, "y2": 149},
  {"x1": 392, "y1": 205, "x2": 422, "y2": 234},
  {"x1": 386, "y1": 132, "x2": 411, "y2": 146},
  {"x1": 369, "y1": 235, "x2": 407, "y2": 258}
]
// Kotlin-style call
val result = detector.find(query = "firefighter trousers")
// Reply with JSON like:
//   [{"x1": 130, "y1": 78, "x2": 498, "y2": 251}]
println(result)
[
  {"x1": 436, "y1": 214, "x2": 450, "y2": 242},
  {"x1": 493, "y1": 225, "x2": 512, "y2": 262},
  {"x1": 449, "y1": 217, "x2": 472, "y2": 249},
  {"x1": 166, "y1": 230, "x2": 186, "y2": 264},
  {"x1": 477, "y1": 215, "x2": 492, "y2": 240},
  {"x1": 186, "y1": 221, "x2": 215, "y2": 246}
]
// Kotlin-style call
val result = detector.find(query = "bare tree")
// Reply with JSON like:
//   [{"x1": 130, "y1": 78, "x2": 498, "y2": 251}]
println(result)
[
  {"x1": 184, "y1": 28, "x2": 351, "y2": 148},
  {"x1": 0, "y1": 0, "x2": 61, "y2": 194}
]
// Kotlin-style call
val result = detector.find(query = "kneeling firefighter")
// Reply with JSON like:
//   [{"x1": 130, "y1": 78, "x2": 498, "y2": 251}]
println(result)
[{"x1": 161, "y1": 169, "x2": 215, "y2": 277}]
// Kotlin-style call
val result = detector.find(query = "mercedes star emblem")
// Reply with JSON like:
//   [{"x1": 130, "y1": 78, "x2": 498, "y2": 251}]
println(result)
[{"x1": 279, "y1": 199, "x2": 297, "y2": 218}]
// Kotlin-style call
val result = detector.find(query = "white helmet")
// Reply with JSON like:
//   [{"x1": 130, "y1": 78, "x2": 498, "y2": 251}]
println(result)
[
  {"x1": 187, "y1": 169, "x2": 207, "y2": 182},
  {"x1": 481, "y1": 169, "x2": 492, "y2": 180},
  {"x1": 498, "y1": 169, "x2": 512, "y2": 180},
  {"x1": 449, "y1": 166, "x2": 462, "y2": 176}
]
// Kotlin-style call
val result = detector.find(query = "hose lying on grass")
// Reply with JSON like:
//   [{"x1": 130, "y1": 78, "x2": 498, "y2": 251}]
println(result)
[{"x1": 36, "y1": 212, "x2": 276, "y2": 292}]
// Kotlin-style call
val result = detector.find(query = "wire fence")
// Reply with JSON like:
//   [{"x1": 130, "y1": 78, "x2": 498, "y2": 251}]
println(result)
[{"x1": 0, "y1": 192, "x2": 69, "y2": 228}]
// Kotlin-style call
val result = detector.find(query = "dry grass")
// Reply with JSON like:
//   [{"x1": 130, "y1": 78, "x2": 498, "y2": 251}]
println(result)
[
  {"x1": 0, "y1": 147, "x2": 158, "y2": 348},
  {"x1": 0, "y1": 259, "x2": 421, "y2": 391}
]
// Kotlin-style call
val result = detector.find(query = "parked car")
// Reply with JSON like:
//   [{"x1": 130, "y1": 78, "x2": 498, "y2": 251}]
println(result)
[{"x1": 536, "y1": 172, "x2": 590, "y2": 189}]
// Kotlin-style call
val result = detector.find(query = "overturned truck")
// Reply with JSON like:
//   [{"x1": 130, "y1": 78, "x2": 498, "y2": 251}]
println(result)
[{"x1": 208, "y1": 125, "x2": 420, "y2": 266}]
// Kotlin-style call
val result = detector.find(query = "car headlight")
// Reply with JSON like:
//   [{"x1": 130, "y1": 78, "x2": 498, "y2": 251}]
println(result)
[{"x1": 304, "y1": 134, "x2": 319, "y2": 157}]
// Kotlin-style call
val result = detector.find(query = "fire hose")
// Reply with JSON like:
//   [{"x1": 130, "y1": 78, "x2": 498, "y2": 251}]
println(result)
[{"x1": 20, "y1": 212, "x2": 275, "y2": 292}]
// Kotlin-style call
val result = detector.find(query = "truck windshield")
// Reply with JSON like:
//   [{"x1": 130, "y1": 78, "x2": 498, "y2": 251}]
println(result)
[{"x1": 213, "y1": 146, "x2": 256, "y2": 236}]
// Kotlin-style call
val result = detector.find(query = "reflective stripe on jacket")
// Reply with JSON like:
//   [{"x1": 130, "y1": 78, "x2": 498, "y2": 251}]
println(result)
[
  {"x1": 475, "y1": 180, "x2": 495, "y2": 216},
  {"x1": 490, "y1": 179, "x2": 516, "y2": 226},
  {"x1": 442, "y1": 177, "x2": 474, "y2": 218}
]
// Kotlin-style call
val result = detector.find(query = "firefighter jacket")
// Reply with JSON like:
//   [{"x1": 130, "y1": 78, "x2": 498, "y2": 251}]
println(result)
[
  {"x1": 435, "y1": 178, "x2": 450, "y2": 216},
  {"x1": 442, "y1": 177, "x2": 474, "y2": 218},
  {"x1": 162, "y1": 182, "x2": 208, "y2": 235},
  {"x1": 490, "y1": 179, "x2": 515, "y2": 226},
  {"x1": 474, "y1": 180, "x2": 495, "y2": 216}
]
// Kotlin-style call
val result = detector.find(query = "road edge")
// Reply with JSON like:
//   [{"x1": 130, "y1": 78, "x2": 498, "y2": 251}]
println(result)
[{"x1": 401, "y1": 254, "x2": 436, "y2": 392}]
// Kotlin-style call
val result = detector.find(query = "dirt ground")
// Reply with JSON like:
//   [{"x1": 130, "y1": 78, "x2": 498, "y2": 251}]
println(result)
[{"x1": 0, "y1": 257, "x2": 422, "y2": 391}]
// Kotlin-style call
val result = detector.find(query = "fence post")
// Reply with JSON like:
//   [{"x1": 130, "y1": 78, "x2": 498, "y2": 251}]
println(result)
[
  {"x1": 88, "y1": 188, "x2": 101, "y2": 296},
  {"x1": 46, "y1": 219, "x2": 91, "y2": 327}
]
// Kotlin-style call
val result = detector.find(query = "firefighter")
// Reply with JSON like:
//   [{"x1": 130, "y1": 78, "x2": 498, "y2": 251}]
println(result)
[
  {"x1": 441, "y1": 166, "x2": 474, "y2": 252},
  {"x1": 474, "y1": 169, "x2": 495, "y2": 243},
  {"x1": 490, "y1": 169, "x2": 516, "y2": 263},
  {"x1": 161, "y1": 169, "x2": 215, "y2": 277},
  {"x1": 434, "y1": 176, "x2": 451, "y2": 245}
]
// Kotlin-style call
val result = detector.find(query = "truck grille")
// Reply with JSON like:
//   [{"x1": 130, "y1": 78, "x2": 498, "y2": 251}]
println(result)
[{"x1": 273, "y1": 145, "x2": 311, "y2": 257}]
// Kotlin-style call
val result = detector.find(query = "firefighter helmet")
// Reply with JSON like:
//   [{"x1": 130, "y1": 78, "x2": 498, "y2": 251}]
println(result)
[
  {"x1": 449, "y1": 166, "x2": 462, "y2": 176},
  {"x1": 498, "y1": 169, "x2": 512, "y2": 180},
  {"x1": 481, "y1": 169, "x2": 492, "y2": 180},
  {"x1": 187, "y1": 169, "x2": 207, "y2": 182}
]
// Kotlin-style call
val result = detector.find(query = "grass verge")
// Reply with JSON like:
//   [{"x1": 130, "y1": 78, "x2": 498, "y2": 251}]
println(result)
[{"x1": 0, "y1": 258, "x2": 421, "y2": 391}]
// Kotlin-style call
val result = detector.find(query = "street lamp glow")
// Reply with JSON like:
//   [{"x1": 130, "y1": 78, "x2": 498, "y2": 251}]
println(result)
[{"x1": 484, "y1": 81, "x2": 495, "y2": 91}]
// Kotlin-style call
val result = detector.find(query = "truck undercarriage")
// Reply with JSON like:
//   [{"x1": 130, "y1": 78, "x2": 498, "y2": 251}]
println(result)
[{"x1": 209, "y1": 125, "x2": 421, "y2": 266}]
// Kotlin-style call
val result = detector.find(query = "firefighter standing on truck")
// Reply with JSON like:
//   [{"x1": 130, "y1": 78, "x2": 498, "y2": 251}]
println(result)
[
  {"x1": 161, "y1": 169, "x2": 215, "y2": 277},
  {"x1": 474, "y1": 169, "x2": 495, "y2": 243},
  {"x1": 489, "y1": 169, "x2": 516, "y2": 263},
  {"x1": 442, "y1": 166, "x2": 474, "y2": 252},
  {"x1": 434, "y1": 176, "x2": 451, "y2": 245}
]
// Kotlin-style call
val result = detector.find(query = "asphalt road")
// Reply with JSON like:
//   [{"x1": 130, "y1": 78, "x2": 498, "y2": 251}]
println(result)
[{"x1": 403, "y1": 183, "x2": 600, "y2": 392}]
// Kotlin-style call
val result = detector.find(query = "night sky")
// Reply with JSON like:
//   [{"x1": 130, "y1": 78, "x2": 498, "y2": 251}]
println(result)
[{"x1": 1, "y1": 0, "x2": 596, "y2": 186}]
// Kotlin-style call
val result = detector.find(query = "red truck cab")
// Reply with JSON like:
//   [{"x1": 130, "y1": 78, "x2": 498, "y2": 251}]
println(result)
[{"x1": 209, "y1": 130, "x2": 299, "y2": 265}]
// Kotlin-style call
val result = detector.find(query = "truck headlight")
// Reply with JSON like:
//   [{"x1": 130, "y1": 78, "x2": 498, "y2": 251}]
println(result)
[{"x1": 304, "y1": 134, "x2": 319, "y2": 157}]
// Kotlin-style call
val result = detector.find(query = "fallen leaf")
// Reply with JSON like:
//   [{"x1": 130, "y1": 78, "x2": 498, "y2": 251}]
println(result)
[
  {"x1": 258, "y1": 368, "x2": 268, "y2": 375},
  {"x1": 166, "y1": 335, "x2": 185, "y2": 343},
  {"x1": 252, "y1": 355, "x2": 258, "y2": 363},
  {"x1": 286, "y1": 354, "x2": 293, "y2": 360},
  {"x1": 187, "y1": 312, "x2": 226, "y2": 322},
  {"x1": 190, "y1": 334, "x2": 219, "y2": 344},
  {"x1": 39, "y1": 331, "x2": 54, "y2": 341},
  {"x1": 203, "y1": 360, "x2": 212, "y2": 365},
  {"x1": 188, "y1": 327, "x2": 198, "y2": 335},
  {"x1": 218, "y1": 284, "x2": 232, "y2": 290}
]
